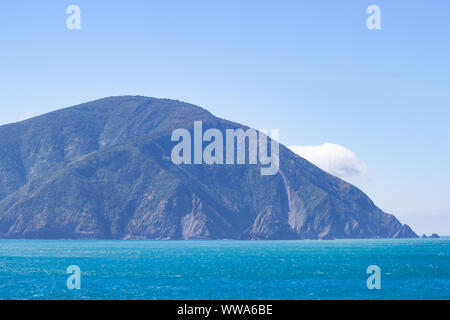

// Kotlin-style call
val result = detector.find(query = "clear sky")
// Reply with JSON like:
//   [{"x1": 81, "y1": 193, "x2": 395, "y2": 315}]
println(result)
[{"x1": 0, "y1": 1, "x2": 449, "y2": 235}]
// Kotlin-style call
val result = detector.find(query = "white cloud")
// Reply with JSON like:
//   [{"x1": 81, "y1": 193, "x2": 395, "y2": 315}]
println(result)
[{"x1": 288, "y1": 143, "x2": 368, "y2": 179}]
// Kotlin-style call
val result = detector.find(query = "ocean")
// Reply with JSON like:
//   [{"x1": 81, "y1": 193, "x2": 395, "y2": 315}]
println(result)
[{"x1": 0, "y1": 239, "x2": 448, "y2": 300}]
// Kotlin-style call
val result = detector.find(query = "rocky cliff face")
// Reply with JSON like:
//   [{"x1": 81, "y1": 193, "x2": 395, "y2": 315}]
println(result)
[{"x1": 0, "y1": 96, "x2": 418, "y2": 239}]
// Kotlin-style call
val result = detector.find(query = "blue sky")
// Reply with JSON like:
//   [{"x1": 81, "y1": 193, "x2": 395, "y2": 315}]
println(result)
[{"x1": 0, "y1": 1, "x2": 449, "y2": 235}]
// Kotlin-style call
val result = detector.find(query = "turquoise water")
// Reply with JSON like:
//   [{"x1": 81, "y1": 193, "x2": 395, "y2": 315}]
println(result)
[{"x1": 0, "y1": 239, "x2": 448, "y2": 300}]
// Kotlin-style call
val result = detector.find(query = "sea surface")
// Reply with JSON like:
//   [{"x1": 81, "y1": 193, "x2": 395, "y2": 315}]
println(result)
[{"x1": 0, "y1": 239, "x2": 448, "y2": 300}]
